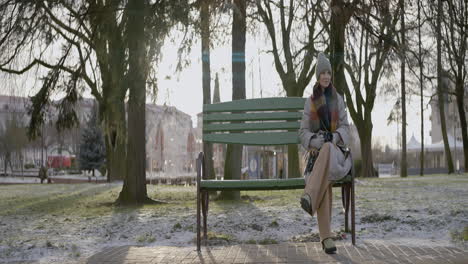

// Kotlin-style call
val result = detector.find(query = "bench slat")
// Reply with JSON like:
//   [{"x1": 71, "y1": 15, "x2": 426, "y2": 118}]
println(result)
[
  {"x1": 204, "y1": 97, "x2": 306, "y2": 112},
  {"x1": 200, "y1": 178, "x2": 305, "y2": 190},
  {"x1": 203, "y1": 121, "x2": 300, "y2": 132},
  {"x1": 203, "y1": 132, "x2": 299, "y2": 145},
  {"x1": 200, "y1": 174, "x2": 353, "y2": 191},
  {"x1": 204, "y1": 112, "x2": 302, "y2": 122}
]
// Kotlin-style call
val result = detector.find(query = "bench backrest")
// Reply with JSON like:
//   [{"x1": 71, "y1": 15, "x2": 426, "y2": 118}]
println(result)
[{"x1": 203, "y1": 97, "x2": 306, "y2": 146}]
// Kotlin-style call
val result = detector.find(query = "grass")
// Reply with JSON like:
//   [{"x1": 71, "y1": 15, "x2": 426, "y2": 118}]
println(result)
[
  {"x1": 1, "y1": 173, "x2": 466, "y2": 218},
  {"x1": 451, "y1": 226, "x2": 468, "y2": 242},
  {"x1": 0, "y1": 184, "x2": 198, "y2": 218},
  {"x1": 136, "y1": 232, "x2": 156, "y2": 243}
]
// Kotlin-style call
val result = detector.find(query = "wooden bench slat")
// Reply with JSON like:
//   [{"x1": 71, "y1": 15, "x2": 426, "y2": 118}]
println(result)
[
  {"x1": 203, "y1": 97, "x2": 306, "y2": 112},
  {"x1": 199, "y1": 174, "x2": 353, "y2": 191},
  {"x1": 203, "y1": 121, "x2": 300, "y2": 132},
  {"x1": 203, "y1": 112, "x2": 302, "y2": 122},
  {"x1": 203, "y1": 132, "x2": 300, "y2": 145},
  {"x1": 200, "y1": 178, "x2": 305, "y2": 190}
]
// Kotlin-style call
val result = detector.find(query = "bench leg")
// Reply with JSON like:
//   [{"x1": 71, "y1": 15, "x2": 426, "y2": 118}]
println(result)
[
  {"x1": 351, "y1": 179, "x2": 356, "y2": 245},
  {"x1": 202, "y1": 191, "x2": 209, "y2": 242},
  {"x1": 341, "y1": 186, "x2": 348, "y2": 233},
  {"x1": 345, "y1": 184, "x2": 351, "y2": 233},
  {"x1": 196, "y1": 153, "x2": 203, "y2": 251}
]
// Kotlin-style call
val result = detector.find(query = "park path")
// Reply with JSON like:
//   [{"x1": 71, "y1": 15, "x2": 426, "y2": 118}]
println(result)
[{"x1": 87, "y1": 241, "x2": 468, "y2": 264}]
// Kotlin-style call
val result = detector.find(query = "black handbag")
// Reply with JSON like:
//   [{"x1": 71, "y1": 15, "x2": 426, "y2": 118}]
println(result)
[{"x1": 303, "y1": 150, "x2": 318, "y2": 175}]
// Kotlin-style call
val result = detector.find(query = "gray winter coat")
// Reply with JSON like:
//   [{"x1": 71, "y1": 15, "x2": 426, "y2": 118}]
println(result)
[{"x1": 299, "y1": 93, "x2": 352, "y2": 181}]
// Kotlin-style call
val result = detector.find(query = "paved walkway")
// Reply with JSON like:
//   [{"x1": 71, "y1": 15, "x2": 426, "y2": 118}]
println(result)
[{"x1": 87, "y1": 241, "x2": 468, "y2": 264}]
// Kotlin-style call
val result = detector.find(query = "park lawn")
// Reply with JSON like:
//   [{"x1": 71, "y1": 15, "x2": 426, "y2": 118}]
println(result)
[{"x1": 0, "y1": 173, "x2": 467, "y2": 264}]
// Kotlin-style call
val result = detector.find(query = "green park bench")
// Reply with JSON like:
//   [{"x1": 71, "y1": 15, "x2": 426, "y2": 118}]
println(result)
[{"x1": 196, "y1": 97, "x2": 355, "y2": 251}]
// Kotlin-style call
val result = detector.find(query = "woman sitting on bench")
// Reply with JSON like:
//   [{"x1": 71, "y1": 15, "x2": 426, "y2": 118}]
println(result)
[{"x1": 299, "y1": 52, "x2": 352, "y2": 254}]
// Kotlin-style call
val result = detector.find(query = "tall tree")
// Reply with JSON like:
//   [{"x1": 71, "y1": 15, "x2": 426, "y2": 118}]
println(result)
[
  {"x1": 220, "y1": 0, "x2": 246, "y2": 200},
  {"x1": 436, "y1": 0, "x2": 455, "y2": 173},
  {"x1": 256, "y1": 0, "x2": 325, "y2": 179},
  {"x1": 200, "y1": 0, "x2": 215, "y2": 181},
  {"x1": 0, "y1": 0, "x2": 191, "y2": 204},
  {"x1": 337, "y1": 1, "x2": 401, "y2": 177},
  {"x1": 439, "y1": 0, "x2": 468, "y2": 172},
  {"x1": 417, "y1": 0, "x2": 425, "y2": 175},
  {"x1": 117, "y1": 0, "x2": 151, "y2": 204},
  {"x1": 400, "y1": 0, "x2": 407, "y2": 177}
]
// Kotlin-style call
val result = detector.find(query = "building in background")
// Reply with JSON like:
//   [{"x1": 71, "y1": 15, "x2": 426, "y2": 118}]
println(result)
[{"x1": 0, "y1": 95, "x2": 196, "y2": 179}]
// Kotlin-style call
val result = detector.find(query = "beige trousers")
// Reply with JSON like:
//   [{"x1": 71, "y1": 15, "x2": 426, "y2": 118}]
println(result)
[{"x1": 304, "y1": 142, "x2": 333, "y2": 241}]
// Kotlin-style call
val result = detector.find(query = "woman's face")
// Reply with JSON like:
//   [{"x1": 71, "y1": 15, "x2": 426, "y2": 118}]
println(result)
[{"x1": 319, "y1": 70, "x2": 331, "y2": 88}]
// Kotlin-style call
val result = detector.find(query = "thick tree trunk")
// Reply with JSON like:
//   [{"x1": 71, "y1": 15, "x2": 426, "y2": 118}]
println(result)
[
  {"x1": 400, "y1": 0, "x2": 407, "y2": 178},
  {"x1": 285, "y1": 88, "x2": 301, "y2": 179},
  {"x1": 437, "y1": 0, "x2": 455, "y2": 173},
  {"x1": 103, "y1": 101, "x2": 127, "y2": 182},
  {"x1": 287, "y1": 144, "x2": 300, "y2": 179},
  {"x1": 357, "y1": 120, "x2": 375, "y2": 177},
  {"x1": 455, "y1": 80, "x2": 468, "y2": 172},
  {"x1": 330, "y1": 0, "x2": 352, "y2": 97},
  {"x1": 201, "y1": 0, "x2": 215, "y2": 180},
  {"x1": 117, "y1": 0, "x2": 153, "y2": 204},
  {"x1": 220, "y1": 0, "x2": 246, "y2": 200},
  {"x1": 220, "y1": 145, "x2": 242, "y2": 200}
]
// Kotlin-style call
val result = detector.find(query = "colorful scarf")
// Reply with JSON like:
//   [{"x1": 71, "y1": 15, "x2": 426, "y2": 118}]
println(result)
[{"x1": 309, "y1": 83, "x2": 339, "y2": 132}]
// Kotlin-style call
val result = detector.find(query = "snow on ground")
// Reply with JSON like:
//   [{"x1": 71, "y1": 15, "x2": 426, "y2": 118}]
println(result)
[{"x1": 0, "y1": 174, "x2": 467, "y2": 264}]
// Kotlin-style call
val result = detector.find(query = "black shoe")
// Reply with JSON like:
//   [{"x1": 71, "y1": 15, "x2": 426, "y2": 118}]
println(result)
[
  {"x1": 321, "y1": 238, "x2": 337, "y2": 254},
  {"x1": 300, "y1": 194, "x2": 313, "y2": 217}
]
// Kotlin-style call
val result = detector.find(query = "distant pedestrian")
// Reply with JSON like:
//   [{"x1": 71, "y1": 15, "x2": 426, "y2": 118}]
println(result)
[{"x1": 38, "y1": 166, "x2": 48, "y2": 184}]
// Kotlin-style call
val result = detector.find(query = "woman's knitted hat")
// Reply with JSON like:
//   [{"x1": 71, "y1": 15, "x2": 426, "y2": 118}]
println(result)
[{"x1": 316, "y1": 52, "x2": 332, "y2": 80}]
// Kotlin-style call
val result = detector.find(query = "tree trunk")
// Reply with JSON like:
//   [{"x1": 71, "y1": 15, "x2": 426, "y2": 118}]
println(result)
[
  {"x1": 4, "y1": 154, "x2": 7, "y2": 176},
  {"x1": 117, "y1": 0, "x2": 153, "y2": 205},
  {"x1": 103, "y1": 101, "x2": 127, "y2": 182},
  {"x1": 455, "y1": 79, "x2": 468, "y2": 172},
  {"x1": 357, "y1": 121, "x2": 375, "y2": 177},
  {"x1": 330, "y1": 0, "x2": 352, "y2": 97},
  {"x1": 201, "y1": 0, "x2": 215, "y2": 180},
  {"x1": 418, "y1": 0, "x2": 424, "y2": 176},
  {"x1": 220, "y1": 0, "x2": 246, "y2": 200},
  {"x1": 220, "y1": 145, "x2": 242, "y2": 200},
  {"x1": 437, "y1": 0, "x2": 455, "y2": 173},
  {"x1": 400, "y1": 0, "x2": 407, "y2": 178}
]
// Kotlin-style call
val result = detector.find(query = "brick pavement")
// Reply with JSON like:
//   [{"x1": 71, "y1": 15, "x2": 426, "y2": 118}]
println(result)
[{"x1": 86, "y1": 241, "x2": 468, "y2": 264}]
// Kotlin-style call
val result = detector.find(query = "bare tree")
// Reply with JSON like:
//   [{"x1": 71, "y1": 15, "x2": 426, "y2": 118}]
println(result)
[
  {"x1": 200, "y1": 0, "x2": 215, "y2": 181},
  {"x1": 417, "y1": 0, "x2": 425, "y2": 175},
  {"x1": 436, "y1": 0, "x2": 455, "y2": 173},
  {"x1": 220, "y1": 0, "x2": 246, "y2": 200},
  {"x1": 439, "y1": 0, "x2": 468, "y2": 172},
  {"x1": 338, "y1": 1, "x2": 401, "y2": 177},
  {"x1": 400, "y1": 0, "x2": 407, "y2": 177}
]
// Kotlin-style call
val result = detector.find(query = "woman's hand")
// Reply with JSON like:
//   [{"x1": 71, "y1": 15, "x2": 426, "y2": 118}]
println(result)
[
  {"x1": 332, "y1": 132, "x2": 341, "y2": 145},
  {"x1": 309, "y1": 134, "x2": 325, "y2": 149}
]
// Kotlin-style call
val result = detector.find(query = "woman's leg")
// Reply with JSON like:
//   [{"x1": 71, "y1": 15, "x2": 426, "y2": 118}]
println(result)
[
  {"x1": 303, "y1": 142, "x2": 333, "y2": 240},
  {"x1": 317, "y1": 185, "x2": 333, "y2": 240}
]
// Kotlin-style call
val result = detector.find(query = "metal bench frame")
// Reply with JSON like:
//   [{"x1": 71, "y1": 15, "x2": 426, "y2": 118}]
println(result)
[{"x1": 196, "y1": 97, "x2": 355, "y2": 251}]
